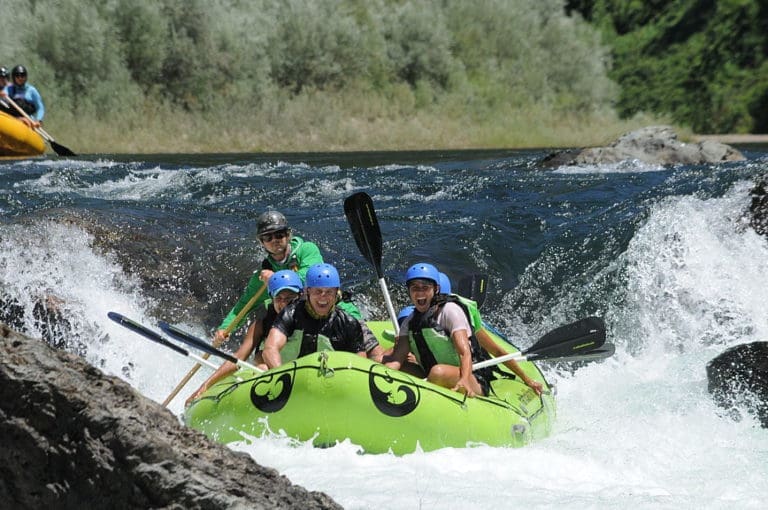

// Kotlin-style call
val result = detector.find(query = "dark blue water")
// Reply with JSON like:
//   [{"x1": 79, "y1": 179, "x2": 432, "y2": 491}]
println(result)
[
  {"x1": 3, "y1": 148, "x2": 768, "y2": 507},
  {"x1": 2, "y1": 149, "x2": 766, "y2": 331}
]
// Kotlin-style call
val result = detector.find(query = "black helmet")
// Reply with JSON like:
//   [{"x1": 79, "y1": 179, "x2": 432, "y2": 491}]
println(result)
[
  {"x1": 11, "y1": 65, "x2": 27, "y2": 78},
  {"x1": 0, "y1": 67, "x2": 9, "y2": 78},
  {"x1": 257, "y1": 211, "x2": 289, "y2": 236}
]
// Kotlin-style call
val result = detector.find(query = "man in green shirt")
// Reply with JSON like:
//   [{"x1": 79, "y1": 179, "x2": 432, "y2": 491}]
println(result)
[
  {"x1": 214, "y1": 210, "x2": 362, "y2": 345},
  {"x1": 214, "y1": 210, "x2": 324, "y2": 344}
]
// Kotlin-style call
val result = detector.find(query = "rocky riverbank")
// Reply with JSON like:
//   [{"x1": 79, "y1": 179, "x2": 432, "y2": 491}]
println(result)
[{"x1": 0, "y1": 323, "x2": 341, "y2": 509}]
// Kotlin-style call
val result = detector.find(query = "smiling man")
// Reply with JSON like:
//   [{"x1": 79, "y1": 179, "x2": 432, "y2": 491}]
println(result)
[
  {"x1": 261, "y1": 263, "x2": 382, "y2": 368},
  {"x1": 213, "y1": 210, "x2": 324, "y2": 345}
]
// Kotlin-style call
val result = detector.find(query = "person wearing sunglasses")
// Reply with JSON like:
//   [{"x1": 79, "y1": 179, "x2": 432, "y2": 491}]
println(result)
[
  {"x1": 212, "y1": 210, "x2": 324, "y2": 346},
  {"x1": 262, "y1": 263, "x2": 382, "y2": 368},
  {"x1": 186, "y1": 270, "x2": 304, "y2": 404}
]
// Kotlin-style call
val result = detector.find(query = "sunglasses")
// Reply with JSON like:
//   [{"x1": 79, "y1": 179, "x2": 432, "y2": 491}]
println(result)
[{"x1": 259, "y1": 230, "x2": 288, "y2": 243}]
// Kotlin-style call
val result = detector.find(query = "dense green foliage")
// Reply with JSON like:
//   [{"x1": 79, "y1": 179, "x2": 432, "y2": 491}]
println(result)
[
  {"x1": 567, "y1": 0, "x2": 768, "y2": 133},
  {"x1": 1, "y1": 0, "x2": 628, "y2": 151}
]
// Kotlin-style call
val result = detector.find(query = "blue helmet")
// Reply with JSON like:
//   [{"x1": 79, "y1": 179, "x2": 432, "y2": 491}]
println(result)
[
  {"x1": 438, "y1": 272, "x2": 452, "y2": 294},
  {"x1": 397, "y1": 305, "x2": 415, "y2": 325},
  {"x1": 268, "y1": 270, "x2": 303, "y2": 297},
  {"x1": 306, "y1": 263, "x2": 341, "y2": 288},
  {"x1": 405, "y1": 262, "x2": 439, "y2": 286}
]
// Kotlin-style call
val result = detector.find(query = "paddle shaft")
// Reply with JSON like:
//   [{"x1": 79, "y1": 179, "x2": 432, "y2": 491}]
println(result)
[
  {"x1": 2, "y1": 96, "x2": 76, "y2": 156},
  {"x1": 472, "y1": 317, "x2": 607, "y2": 371},
  {"x1": 159, "y1": 321, "x2": 262, "y2": 372},
  {"x1": 161, "y1": 283, "x2": 267, "y2": 406},
  {"x1": 108, "y1": 312, "x2": 220, "y2": 371}
]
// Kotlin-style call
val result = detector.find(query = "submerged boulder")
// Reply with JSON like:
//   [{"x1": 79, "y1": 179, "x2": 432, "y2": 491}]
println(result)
[
  {"x1": 706, "y1": 342, "x2": 768, "y2": 428},
  {"x1": 749, "y1": 175, "x2": 768, "y2": 237},
  {"x1": 540, "y1": 125, "x2": 745, "y2": 167},
  {"x1": 0, "y1": 323, "x2": 341, "y2": 509}
]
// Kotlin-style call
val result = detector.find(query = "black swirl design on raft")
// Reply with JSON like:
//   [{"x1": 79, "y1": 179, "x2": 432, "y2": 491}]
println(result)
[
  {"x1": 368, "y1": 364, "x2": 420, "y2": 417},
  {"x1": 250, "y1": 371, "x2": 293, "y2": 413}
]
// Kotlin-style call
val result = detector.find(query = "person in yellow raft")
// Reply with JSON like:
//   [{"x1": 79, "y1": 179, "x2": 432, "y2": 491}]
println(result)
[
  {"x1": 214, "y1": 210, "x2": 362, "y2": 346},
  {"x1": 262, "y1": 263, "x2": 383, "y2": 368},
  {"x1": 186, "y1": 270, "x2": 303, "y2": 405},
  {"x1": 385, "y1": 262, "x2": 542, "y2": 397}
]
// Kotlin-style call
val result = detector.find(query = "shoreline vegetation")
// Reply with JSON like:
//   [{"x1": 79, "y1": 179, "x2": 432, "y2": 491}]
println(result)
[
  {"x1": 55, "y1": 102, "x2": 673, "y2": 155},
  {"x1": 4, "y1": 0, "x2": 765, "y2": 155}
]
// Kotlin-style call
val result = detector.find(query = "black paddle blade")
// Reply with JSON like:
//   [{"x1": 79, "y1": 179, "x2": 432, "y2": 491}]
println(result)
[
  {"x1": 550, "y1": 342, "x2": 615, "y2": 363},
  {"x1": 344, "y1": 192, "x2": 383, "y2": 276},
  {"x1": 50, "y1": 140, "x2": 76, "y2": 157},
  {"x1": 526, "y1": 316, "x2": 606, "y2": 358},
  {"x1": 457, "y1": 273, "x2": 488, "y2": 308}
]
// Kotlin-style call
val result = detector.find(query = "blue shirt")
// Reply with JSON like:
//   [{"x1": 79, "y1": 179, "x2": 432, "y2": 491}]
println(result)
[{"x1": 7, "y1": 83, "x2": 45, "y2": 121}]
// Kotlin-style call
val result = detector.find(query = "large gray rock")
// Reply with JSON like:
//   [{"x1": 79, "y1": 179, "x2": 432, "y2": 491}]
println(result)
[
  {"x1": 0, "y1": 323, "x2": 342, "y2": 510},
  {"x1": 540, "y1": 126, "x2": 745, "y2": 167},
  {"x1": 706, "y1": 341, "x2": 768, "y2": 428}
]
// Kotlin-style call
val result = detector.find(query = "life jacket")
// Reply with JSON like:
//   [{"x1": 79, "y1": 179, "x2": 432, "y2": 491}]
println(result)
[
  {"x1": 7, "y1": 84, "x2": 36, "y2": 115},
  {"x1": 407, "y1": 294, "x2": 492, "y2": 373},
  {"x1": 253, "y1": 302, "x2": 279, "y2": 352},
  {"x1": 273, "y1": 299, "x2": 366, "y2": 363}
]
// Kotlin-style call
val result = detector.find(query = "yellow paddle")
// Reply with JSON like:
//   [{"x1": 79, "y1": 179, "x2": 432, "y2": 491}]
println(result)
[{"x1": 161, "y1": 283, "x2": 267, "y2": 406}]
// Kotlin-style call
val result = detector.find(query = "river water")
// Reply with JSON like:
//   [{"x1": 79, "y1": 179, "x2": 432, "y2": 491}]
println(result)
[{"x1": 2, "y1": 148, "x2": 768, "y2": 508}]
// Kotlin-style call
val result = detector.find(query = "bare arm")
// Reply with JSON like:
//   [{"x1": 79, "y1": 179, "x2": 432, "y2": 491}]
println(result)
[
  {"x1": 383, "y1": 335, "x2": 410, "y2": 369},
  {"x1": 476, "y1": 328, "x2": 543, "y2": 395},
  {"x1": 262, "y1": 326, "x2": 288, "y2": 368},
  {"x1": 451, "y1": 328, "x2": 478, "y2": 397},
  {"x1": 186, "y1": 321, "x2": 263, "y2": 405}
]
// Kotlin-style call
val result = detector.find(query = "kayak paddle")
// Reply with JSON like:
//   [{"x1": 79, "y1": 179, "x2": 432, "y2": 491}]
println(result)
[
  {"x1": 4, "y1": 96, "x2": 76, "y2": 156},
  {"x1": 472, "y1": 316, "x2": 607, "y2": 370},
  {"x1": 344, "y1": 191, "x2": 399, "y2": 330},
  {"x1": 108, "y1": 312, "x2": 220, "y2": 371},
  {"x1": 457, "y1": 273, "x2": 488, "y2": 308},
  {"x1": 158, "y1": 321, "x2": 262, "y2": 372},
  {"x1": 160, "y1": 283, "x2": 267, "y2": 406}
]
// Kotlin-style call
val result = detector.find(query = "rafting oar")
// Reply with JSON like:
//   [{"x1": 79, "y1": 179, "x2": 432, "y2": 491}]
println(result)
[
  {"x1": 108, "y1": 312, "x2": 220, "y2": 371},
  {"x1": 543, "y1": 342, "x2": 615, "y2": 363},
  {"x1": 4, "y1": 96, "x2": 76, "y2": 156},
  {"x1": 158, "y1": 321, "x2": 262, "y2": 372},
  {"x1": 457, "y1": 273, "x2": 488, "y2": 308},
  {"x1": 344, "y1": 191, "x2": 399, "y2": 330},
  {"x1": 472, "y1": 316, "x2": 607, "y2": 370},
  {"x1": 161, "y1": 283, "x2": 268, "y2": 406}
]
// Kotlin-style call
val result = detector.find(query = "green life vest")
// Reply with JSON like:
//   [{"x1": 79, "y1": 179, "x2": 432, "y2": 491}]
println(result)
[
  {"x1": 280, "y1": 329, "x2": 335, "y2": 363},
  {"x1": 407, "y1": 295, "x2": 489, "y2": 373}
]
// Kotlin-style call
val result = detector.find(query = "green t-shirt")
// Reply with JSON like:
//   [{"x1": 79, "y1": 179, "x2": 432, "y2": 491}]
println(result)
[{"x1": 218, "y1": 235, "x2": 323, "y2": 331}]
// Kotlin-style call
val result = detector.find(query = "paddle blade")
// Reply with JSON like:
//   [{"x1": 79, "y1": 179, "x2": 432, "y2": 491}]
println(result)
[
  {"x1": 525, "y1": 316, "x2": 606, "y2": 359},
  {"x1": 50, "y1": 140, "x2": 76, "y2": 157},
  {"x1": 344, "y1": 192, "x2": 383, "y2": 277},
  {"x1": 457, "y1": 273, "x2": 488, "y2": 308},
  {"x1": 546, "y1": 342, "x2": 615, "y2": 363}
]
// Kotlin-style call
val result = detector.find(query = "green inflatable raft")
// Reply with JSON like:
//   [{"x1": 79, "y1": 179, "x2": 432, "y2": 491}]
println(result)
[{"x1": 183, "y1": 321, "x2": 556, "y2": 455}]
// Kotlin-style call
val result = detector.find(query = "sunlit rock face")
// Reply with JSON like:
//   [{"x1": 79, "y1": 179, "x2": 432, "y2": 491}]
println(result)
[
  {"x1": 0, "y1": 323, "x2": 341, "y2": 510},
  {"x1": 540, "y1": 125, "x2": 745, "y2": 167}
]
